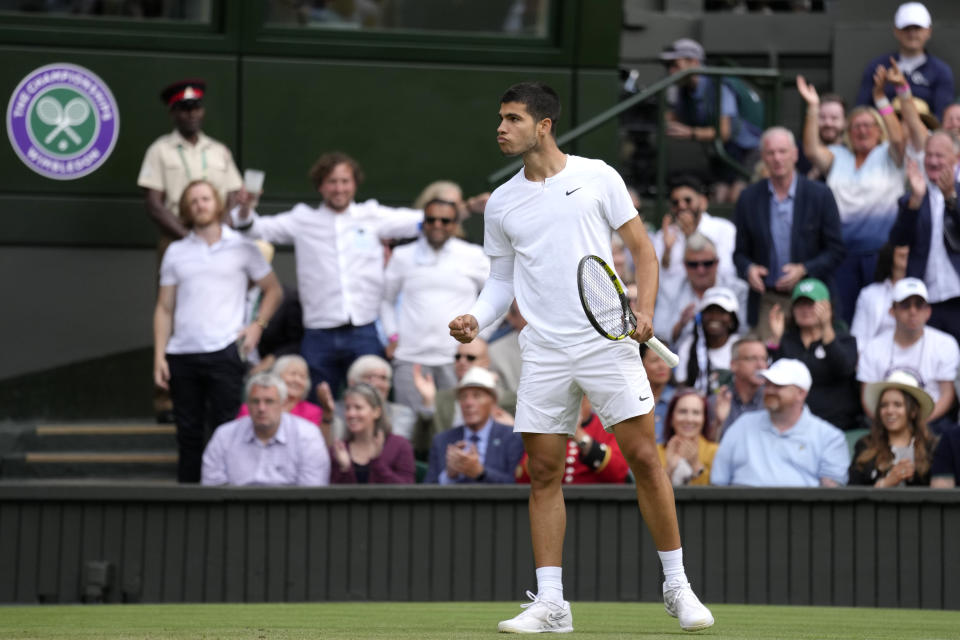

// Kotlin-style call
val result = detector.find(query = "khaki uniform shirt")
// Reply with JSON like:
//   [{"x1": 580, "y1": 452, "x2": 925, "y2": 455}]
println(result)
[{"x1": 137, "y1": 129, "x2": 243, "y2": 217}]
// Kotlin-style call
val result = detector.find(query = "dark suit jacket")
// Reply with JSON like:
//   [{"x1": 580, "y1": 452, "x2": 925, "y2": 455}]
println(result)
[
  {"x1": 733, "y1": 174, "x2": 845, "y2": 325},
  {"x1": 425, "y1": 421, "x2": 523, "y2": 484},
  {"x1": 889, "y1": 187, "x2": 960, "y2": 283}
]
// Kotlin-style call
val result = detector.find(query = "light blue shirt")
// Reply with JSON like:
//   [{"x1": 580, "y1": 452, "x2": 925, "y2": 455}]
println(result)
[
  {"x1": 439, "y1": 417, "x2": 494, "y2": 485},
  {"x1": 710, "y1": 406, "x2": 849, "y2": 487},
  {"x1": 766, "y1": 173, "x2": 797, "y2": 287},
  {"x1": 201, "y1": 413, "x2": 331, "y2": 486}
]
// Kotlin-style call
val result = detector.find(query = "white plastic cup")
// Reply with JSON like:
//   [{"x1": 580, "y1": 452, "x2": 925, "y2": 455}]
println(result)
[{"x1": 244, "y1": 169, "x2": 265, "y2": 193}]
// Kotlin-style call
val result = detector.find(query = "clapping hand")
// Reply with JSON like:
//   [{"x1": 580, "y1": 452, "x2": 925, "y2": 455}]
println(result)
[
  {"x1": 332, "y1": 440, "x2": 351, "y2": 472},
  {"x1": 936, "y1": 164, "x2": 956, "y2": 200},
  {"x1": 768, "y1": 303, "x2": 785, "y2": 344},
  {"x1": 906, "y1": 158, "x2": 927, "y2": 207},
  {"x1": 412, "y1": 364, "x2": 436, "y2": 409}
]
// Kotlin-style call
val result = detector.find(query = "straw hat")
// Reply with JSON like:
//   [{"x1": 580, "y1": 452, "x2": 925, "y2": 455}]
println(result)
[{"x1": 863, "y1": 370, "x2": 934, "y2": 424}]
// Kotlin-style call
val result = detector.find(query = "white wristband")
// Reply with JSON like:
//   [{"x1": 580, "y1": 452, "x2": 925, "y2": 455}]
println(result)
[{"x1": 874, "y1": 96, "x2": 891, "y2": 111}]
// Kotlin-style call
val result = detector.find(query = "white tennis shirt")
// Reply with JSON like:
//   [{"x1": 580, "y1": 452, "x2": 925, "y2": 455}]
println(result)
[
  {"x1": 160, "y1": 225, "x2": 272, "y2": 354},
  {"x1": 484, "y1": 155, "x2": 637, "y2": 347}
]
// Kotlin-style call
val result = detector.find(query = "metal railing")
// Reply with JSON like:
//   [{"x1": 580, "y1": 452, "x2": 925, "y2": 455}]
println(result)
[{"x1": 486, "y1": 66, "x2": 782, "y2": 218}]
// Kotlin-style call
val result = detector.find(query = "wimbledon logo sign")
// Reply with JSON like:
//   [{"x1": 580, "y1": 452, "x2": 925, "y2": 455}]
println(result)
[{"x1": 6, "y1": 63, "x2": 119, "y2": 180}]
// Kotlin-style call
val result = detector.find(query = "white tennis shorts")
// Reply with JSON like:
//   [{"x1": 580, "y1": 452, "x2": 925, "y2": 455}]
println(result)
[{"x1": 514, "y1": 332, "x2": 655, "y2": 435}]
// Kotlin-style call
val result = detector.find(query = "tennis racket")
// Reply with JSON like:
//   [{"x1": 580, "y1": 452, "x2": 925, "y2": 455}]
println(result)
[{"x1": 577, "y1": 254, "x2": 679, "y2": 368}]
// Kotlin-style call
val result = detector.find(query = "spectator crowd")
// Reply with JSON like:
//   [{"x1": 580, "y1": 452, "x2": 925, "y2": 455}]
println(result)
[{"x1": 143, "y1": 2, "x2": 960, "y2": 490}]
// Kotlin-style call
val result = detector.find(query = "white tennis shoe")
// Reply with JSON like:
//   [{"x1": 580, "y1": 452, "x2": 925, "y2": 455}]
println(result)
[
  {"x1": 663, "y1": 577, "x2": 715, "y2": 632},
  {"x1": 497, "y1": 591, "x2": 573, "y2": 634}
]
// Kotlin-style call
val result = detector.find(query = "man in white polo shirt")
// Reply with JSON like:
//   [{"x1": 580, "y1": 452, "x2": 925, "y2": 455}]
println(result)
[
  {"x1": 233, "y1": 152, "x2": 425, "y2": 397},
  {"x1": 382, "y1": 197, "x2": 491, "y2": 414},
  {"x1": 711, "y1": 358, "x2": 849, "y2": 487},
  {"x1": 857, "y1": 277, "x2": 959, "y2": 434},
  {"x1": 154, "y1": 179, "x2": 283, "y2": 483}
]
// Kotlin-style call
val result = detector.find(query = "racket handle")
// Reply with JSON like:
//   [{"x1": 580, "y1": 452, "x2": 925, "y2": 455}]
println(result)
[{"x1": 646, "y1": 336, "x2": 679, "y2": 368}]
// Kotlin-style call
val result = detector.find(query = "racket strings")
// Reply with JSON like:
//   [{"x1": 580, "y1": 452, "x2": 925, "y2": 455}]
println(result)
[{"x1": 580, "y1": 259, "x2": 636, "y2": 338}]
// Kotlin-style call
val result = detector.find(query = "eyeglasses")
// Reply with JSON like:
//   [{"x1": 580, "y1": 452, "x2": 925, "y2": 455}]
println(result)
[
  {"x1": 895, "y1": 298, "x2": 928, "y2": 310},
  {"x1": 670, "y1": 196, "x2": 696, "y2": 208},
  {"x1": 455, "y1": 353, "x2": 478, "y2": 362},
  {"x1": 424, "y1": 216, "x2": 457, "y2": 226},
  {"x1": 684, "y1": 259, "x2": 717, "y2": 270}
]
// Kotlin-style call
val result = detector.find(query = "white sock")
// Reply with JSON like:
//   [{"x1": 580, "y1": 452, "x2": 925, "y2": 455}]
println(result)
[
  {"x1": 536, "y1": 566, "x2": 564, "y2": 604},
  {"x1": 658, "y1": 548, "x2": 686, "y2": 582}
]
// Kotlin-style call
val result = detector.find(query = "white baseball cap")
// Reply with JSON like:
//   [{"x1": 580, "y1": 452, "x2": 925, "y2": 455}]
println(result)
[
  {"x1": 894, "y1": 2, "x2": 931, "y2": 29},
  {"x1": 697, "y1": 286, "x2": 739, "y2": 315},
  {"x1": 457, "y1": 366, "x2": 498, "y2": 399},
  {"x1": 758, "y1": 358, "x2": 812, "y2": 392},
  {"x1": 892, "y1": 277, "x2": 928, "y2": 303}
]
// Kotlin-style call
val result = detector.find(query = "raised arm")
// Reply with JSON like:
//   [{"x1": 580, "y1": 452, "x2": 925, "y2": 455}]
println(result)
[
  {"x1": 872, "y1": 64, "x2": 905, "y2": 167},
  {"x1": 886, "y1": 58, "x2": 928, "y2": 153},
  {"x1": 797, "y1": 76, "x2": 835, "y2": 175}
]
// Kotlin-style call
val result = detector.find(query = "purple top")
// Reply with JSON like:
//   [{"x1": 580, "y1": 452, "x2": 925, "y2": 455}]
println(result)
[{"x1": 330, "y1": 433, "x2": 416, "y2": 484}]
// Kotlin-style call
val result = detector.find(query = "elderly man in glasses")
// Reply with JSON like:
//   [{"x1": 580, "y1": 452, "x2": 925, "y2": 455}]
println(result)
[
  {"x1": 857, "y1": 278, "x2": 959, "y2": 434},
  {"x1": 381, "y1": 197, "x2": 491, "y2": 416},
  {"x1": 654, "y1": 232, "x2": 747, "y2": 344}
]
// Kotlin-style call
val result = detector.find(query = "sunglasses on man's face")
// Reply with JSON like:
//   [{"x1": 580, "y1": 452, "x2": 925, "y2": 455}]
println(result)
[
  {"x1": 455, "y1": 353, "x2": 478, "y2": 362},
  {"x1": 684, "y1": 259, "x2": 717, "y2": 270},
  {"x1": 424, "y1": 216, "x2": 457, "y2": 226}
]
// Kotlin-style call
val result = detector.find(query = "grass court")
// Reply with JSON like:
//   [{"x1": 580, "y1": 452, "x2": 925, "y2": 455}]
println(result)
[{"x1": 2, "y1": 601, "x2": 958, "y2": 639}]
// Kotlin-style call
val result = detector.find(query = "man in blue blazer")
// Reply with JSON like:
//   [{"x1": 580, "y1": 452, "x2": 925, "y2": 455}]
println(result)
[
  {"x1": 425, "y1": 366, "x2": 524, "y2": 484},
  {"x1": 889, "y1": 130, "x2": 960, "y2": 344},
  {"x1": 733, "y1": 126, "x2": 845, "y2": 334}
]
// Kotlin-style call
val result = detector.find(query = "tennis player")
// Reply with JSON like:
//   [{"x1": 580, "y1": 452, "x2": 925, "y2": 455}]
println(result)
[{"x1": 449, "y1": 82, "x2": 714, "y2": 633}]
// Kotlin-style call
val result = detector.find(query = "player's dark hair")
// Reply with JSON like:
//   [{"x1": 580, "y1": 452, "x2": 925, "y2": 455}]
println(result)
[
  {"x1": 308, "y1": 151, "x2": 365, "y2": 189},
  {"x1": 500, "y1": 82, "x2": 561, "y2": 137},
  {"x1": 178, "y1": 179, "x2": 225, "y2": 228}
]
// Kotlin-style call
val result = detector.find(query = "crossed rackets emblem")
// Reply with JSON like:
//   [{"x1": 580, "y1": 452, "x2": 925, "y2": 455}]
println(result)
[{"x1": 35, "y1": 95, "x2": 90, "y2": 149}]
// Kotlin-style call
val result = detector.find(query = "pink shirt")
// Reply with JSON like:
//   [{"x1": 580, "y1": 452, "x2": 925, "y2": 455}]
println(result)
[{"x1": 238, "y1": 400, "x2": 323, "y2": 426}]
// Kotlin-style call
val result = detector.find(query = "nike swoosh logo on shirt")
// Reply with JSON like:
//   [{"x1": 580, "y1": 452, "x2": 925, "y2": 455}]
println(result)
[
  {"x1": 639, "y1": 394, "x2": 650, "y2": 401},
  {"x1": 565, "y1": 187, "x2": 582, "y2": 196}
]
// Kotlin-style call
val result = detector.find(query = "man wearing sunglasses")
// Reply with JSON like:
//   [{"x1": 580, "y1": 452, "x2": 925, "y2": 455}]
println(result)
[
  {"x1": 857, "y1": 278, "x2": 959, "y2": 434},
  {"x1": 653, "y1": 232, "x2": 747, "y2": 344},
  {"x1": 382, "y1": 198, "x2": 491, "y2": 419},
  {"x1": 652, "y1": 175, "x2": 738, "y2": 293}
]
